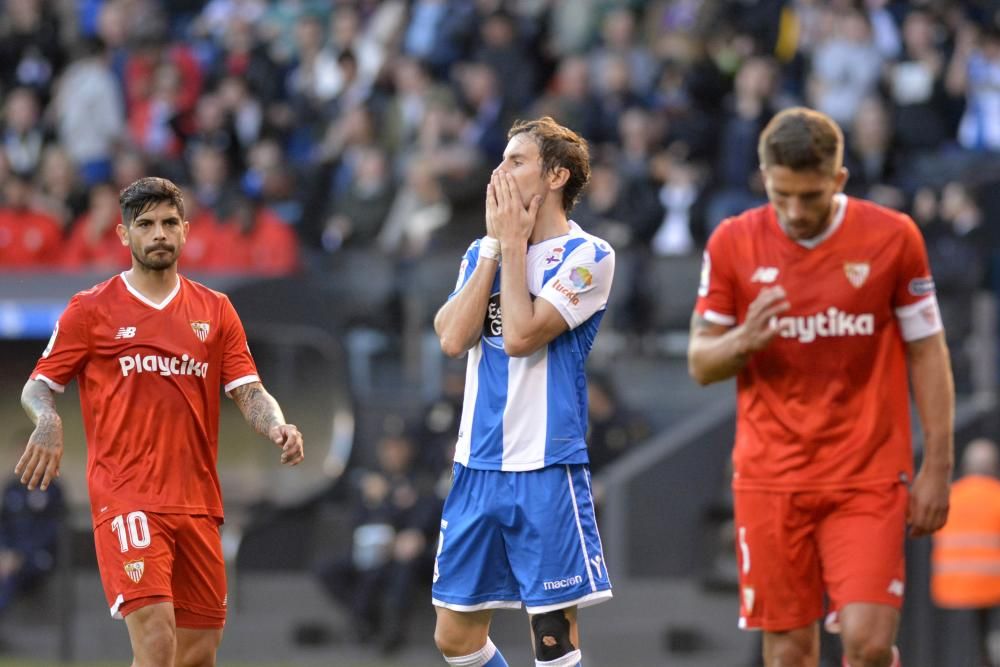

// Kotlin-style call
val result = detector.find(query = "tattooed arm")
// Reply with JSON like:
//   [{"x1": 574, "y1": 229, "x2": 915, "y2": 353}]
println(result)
[
  {"x1": 17, "y1": 379, "x2": 64, "y2": 491},
  {"x1": 230, "y1": 382, "x2": 304, "y2": 465}
]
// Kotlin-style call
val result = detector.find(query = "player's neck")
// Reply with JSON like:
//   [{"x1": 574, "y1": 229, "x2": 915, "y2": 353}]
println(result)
[
  {"x1": 529, "y1": 209, "x2": 570, "y2": 245},
  {"x1": 124, "y1": 265, "x2": 180, "y2": 304}
]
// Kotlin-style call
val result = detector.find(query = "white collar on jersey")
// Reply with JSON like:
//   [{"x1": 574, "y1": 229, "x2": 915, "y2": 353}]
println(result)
[
  {"x1": 119, "y1": 271, "x2": 181, "y2": 310},
  {"x1": 791, "y1": 193, "x2": 847, "y2": 249}
]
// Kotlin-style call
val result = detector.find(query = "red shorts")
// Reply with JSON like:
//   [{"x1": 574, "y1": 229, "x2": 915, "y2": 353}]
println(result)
[
  {"x1": 93, "y1": 511, "x2": 226, "y2": 629},
  {"x1": 732, "y1": 484, "x2": 907, "y2": 632}
]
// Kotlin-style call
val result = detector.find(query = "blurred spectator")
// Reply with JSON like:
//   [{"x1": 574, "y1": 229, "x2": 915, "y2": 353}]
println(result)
[
  {"x1": 531, "y1": 55, "x2": 602, "y2": 143},
  {"x1": 843, "y1": 96, "x2": 902, "y2": 204},
  {"x1": 62, "y1": 182, "x2": 128, "y2": 271},
  {"x1": 472, "y1": 9, "x2": 542, "y2": 114},
  {"x1": 0, "y1": 432, "x2": 65, "y2": 619},
  {"x1": 706, "y1": 56, "x2": 777, "y2": 228},
  {"x1": 590, "y1": 7, "x2": 657, "y2": 98},
  {"x1": 0, "y1": 171, "x2": 61, "y2": 268},
  {"x1": 932, "y1": 438, "x2": 1000, "y2": 667},
  {"x1": 0, "y1": 0, "x2": 66, "y2": 100},
  {"x1": 808, "y1": 7, "x2": 882, "y2": 127},
  {"x1": 213, "y1": 196, "x2": 300, "y2": 276},
  {"x1": 590, "y1": 54, "x2": 644, "y2": 145},
  {"x1": 2, "y1": 88, "x2": 46, "y2": 176},
  {"x1": 321, "y1": 146, "x2": 395, "y2": 254},
  {"x1": 188, "y1": 143, "x2": 240, "y2": 219},
  {"x1": 573, "y1": 157, "x2": 663, "y2": 252},
  {"x1": 34, "y1": 146, "x2": 88, "y2": 231},
  {"x1": 649, "y1": 149, "x2": 704, "y2": 255},
  {"x1": 379, "y1": 56, "x2": 455, "y2": 159},
  {"x1": 924, "y1": 181, "x2": 988, "y2": 392},
  {"x1": 377, "y1": 156, "x2": 452, "y2": 258},
  {"x1": 884, "y1": 9, "x2": 955, "y2": 159},
  {"x1": 947, "y1": 23, "x2": 1000, "y2": 152},
  {"x1": 316, "y1": 430, "x2": 439, "y2": 653},
  {"x1": 51, "y1": 38, "x2": 125, "y2": 186},
  {"x1": 244, "y1": 138, "x2": 301, "y2": 225}
]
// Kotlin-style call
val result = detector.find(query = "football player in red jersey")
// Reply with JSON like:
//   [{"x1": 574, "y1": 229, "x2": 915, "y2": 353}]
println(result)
[
  {"x1": 689, "y1": 108, "x2": 954, "y2": 667},
  {"x1": 18, "y1": 177, "x2": 304, "y2": 667}
]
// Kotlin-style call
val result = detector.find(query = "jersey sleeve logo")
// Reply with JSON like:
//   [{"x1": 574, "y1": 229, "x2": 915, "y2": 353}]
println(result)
[
  {"x1": 843, "y1": 262, "x2": 870, "y2": 288},
  {"x1": 190, "y1": 321, "x2": 211, "y2": 342}
]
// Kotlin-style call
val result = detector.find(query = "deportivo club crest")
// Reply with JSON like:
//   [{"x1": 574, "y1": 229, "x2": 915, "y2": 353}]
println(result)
[
  {"x1": 124, "y1": 558, "x2": 144, "y2": 584},
  {"x1": 843, "y1": 262, "x2": 870, "y2": 288},
  {"x1": 190, "y1": 321, "x2": 210, "y2": 342}
]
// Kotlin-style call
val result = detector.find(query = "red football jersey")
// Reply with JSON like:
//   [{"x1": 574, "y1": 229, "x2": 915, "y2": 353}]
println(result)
[
  {"x1": 696, "y1": 195, "x2": 941, "y2": 491},
  {"x1": 31, "y1": 273, "x2": 259, "y2": 525}
]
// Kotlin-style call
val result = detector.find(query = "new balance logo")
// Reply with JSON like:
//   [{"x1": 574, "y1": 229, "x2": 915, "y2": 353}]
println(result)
[
  {"x1": 750, "y1": 267, "x2": 779, "y2": 283},
  {"x1": 887, "y1": 579, "x2": 904, "y2": 597},
  {"x1": 115, "y1": 327, "x2": 137, "y2": 339}
]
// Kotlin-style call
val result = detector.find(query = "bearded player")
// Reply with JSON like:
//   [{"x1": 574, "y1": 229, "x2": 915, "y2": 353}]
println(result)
[
  {"x1": 18, "y1": 177, "x2": 304, "y2": 667},
  {"x1": 688, "y1": 107, "x2": 953, "y2": 667}
]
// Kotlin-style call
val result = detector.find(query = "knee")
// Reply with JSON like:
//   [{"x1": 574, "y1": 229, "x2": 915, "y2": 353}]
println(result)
[
  {"x1": 767, "y1": 634, "x2": 817, "y2": 666},
  {"x1": 843, "y1": 640, "x2": 894, "y2": 667},
  {"x1": 175, "y1": 641, "x2": 217, "y2": 667},
  {"x1": 434, "y1": 624, "x2": 478, "y2": 657}
]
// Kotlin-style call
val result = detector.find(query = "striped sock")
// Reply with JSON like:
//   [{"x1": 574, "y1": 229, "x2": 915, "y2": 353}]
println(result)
[{"x1": 444, "y1": 638, "x2": 508, "y2": 667}]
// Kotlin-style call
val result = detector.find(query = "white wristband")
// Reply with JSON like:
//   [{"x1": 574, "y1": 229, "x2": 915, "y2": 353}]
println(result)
[{"x1": 479, "y1": 236, "x2": 501, "y2": 261}]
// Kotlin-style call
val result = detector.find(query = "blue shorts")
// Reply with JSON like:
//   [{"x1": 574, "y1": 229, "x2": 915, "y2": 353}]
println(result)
[{"x1": 431, "y1": 463, "x2": 613, "y2": 614}]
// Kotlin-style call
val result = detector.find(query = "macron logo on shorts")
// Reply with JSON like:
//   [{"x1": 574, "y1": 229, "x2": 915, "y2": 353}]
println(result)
[
  {"x1": 118, "y1": 353, "x2": 209, "y2": 378},
  {"x1": 543, "y1": 575, "x2": 583, "y2": 591}
]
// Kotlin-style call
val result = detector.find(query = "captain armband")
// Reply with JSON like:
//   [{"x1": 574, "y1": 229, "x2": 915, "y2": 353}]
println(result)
[{"x1": 895, "y1": 295, "x2": 944, "y2": 342}]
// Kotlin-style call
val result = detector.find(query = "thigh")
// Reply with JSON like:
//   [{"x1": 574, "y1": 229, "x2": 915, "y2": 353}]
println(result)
[
  {"x1": 94, "y1": 510, "x2": 175, "y2": 619},
  {"x1": 817, "y1": 484, "x2": 907, "y2": 618},
  {"x1": 509, "y1": 465, "x2": 612, "y2": 614},
  {"x1": 432, "y1": 465, "x2": 520, "y2": 611},
  {"x1": 171, "y1": 515, "x2": 227, "y2": 629},
  {"x1": 733, "y1": 490, "x2": 824, "y2": 631}
]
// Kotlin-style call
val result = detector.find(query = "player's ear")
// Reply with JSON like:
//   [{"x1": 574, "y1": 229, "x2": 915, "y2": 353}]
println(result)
[
  {"x1": 548, "y1": 166, "x2": 569, "y2": 191},
  {"x1": 116, "y1": 223, "x2": 129, "y2": 246},
  {"x1": 835, "y1": 166, "x2": 849, "y2": 193}
]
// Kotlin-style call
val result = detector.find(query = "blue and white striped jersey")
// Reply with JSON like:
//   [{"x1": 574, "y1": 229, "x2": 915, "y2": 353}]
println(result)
[{"x1": 449, "y1": 222, "x2": 615, "y2": 471}]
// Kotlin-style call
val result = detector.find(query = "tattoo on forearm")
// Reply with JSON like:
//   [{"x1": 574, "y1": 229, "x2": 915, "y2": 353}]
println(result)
[
  {"x1": 22, "y1": 381, "x2": 62, "y2": 446},
  {"x1": 232, "y1": 383, "x2": 285, "y2": 437},
  {"x1": 23, "y1": 381, "x2": 58, "y2": 424}
]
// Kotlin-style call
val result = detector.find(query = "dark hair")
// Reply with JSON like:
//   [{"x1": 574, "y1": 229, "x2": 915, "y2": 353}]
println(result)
[
  {"x1": 119, "y1": 177, "x2": 185, "y2": 226},
  {"x1": 507, "y1": 116, "x2": 591, "y2": 213},
  {"x1": 757, "y1": 107, "x2": 844, "y2": 174}
]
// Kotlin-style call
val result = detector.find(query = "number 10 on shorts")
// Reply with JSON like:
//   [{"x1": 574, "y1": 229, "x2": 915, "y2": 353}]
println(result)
[{"x1": 110, "y1": 511, "x2": 151, "y2": 552}]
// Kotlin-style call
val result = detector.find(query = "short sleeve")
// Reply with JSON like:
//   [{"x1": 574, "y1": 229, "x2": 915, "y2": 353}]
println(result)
[
  {"x1": 219, "y1": 296, "x2": 260, "y2": 395},
  {"x1": 892, "y1": 218, "x2": 943, "y2": 341},
  {"x1": 694, "y1": 224, "x2": 738, "y2": 326},
  {"x1": 30, "y1": 295, "x2": 90, "y2": 392},
  {"x1": 448, "y1": 240, "x2": 481, "y2": 300},
  {"x1": 537, "y1": 240, "x2": 615, "y2": 329}
]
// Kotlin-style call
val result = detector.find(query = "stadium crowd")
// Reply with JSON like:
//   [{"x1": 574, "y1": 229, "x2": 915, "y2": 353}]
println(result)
[{"x1": 0, "y1": 1, "x2": 996, "y2": 277}]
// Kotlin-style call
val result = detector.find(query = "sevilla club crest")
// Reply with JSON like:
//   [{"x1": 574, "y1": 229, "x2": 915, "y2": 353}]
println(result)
[
  {"x1": 190, "y1": 321, "x2": 210, "y2": 342},
  {"x1": 124, "y1": 558, "x2": 144, "y2": 583},
  {"x1": 843, "y1": 262, "x2": 870, "y2": 288}
]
